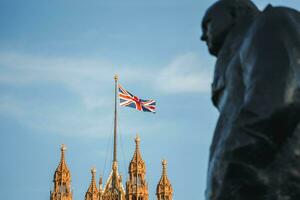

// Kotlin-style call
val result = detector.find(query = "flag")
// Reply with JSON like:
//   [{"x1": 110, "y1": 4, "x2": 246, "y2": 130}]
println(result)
[{"x1": 118, "y1": 84, "x2": 156, "y2": 113}]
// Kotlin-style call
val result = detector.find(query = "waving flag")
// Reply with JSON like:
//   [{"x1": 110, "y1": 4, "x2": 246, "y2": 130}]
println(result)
[{"x1": 118, "y1": 84, "x2": 156, "y2": 113}]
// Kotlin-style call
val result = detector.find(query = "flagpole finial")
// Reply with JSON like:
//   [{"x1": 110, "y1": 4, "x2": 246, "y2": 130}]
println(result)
[{"x1": 114, "y1": 74, "x2": 119, "y2": 81}]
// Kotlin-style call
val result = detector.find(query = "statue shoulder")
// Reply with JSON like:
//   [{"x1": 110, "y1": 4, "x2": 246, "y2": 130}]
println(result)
[
  {"x1": 262, "y1": 4, "x2": 300, "y2": 17},
  {"x1": 256, "y1": 5, "x2": 300, "y2": 34},
  {"x1": 240, "y1": 5, "x2": 300, "y2": 64},
  {"x1": 265, "y1": 5, "x2": 299, "y2": 21},
  {"x1": 253, "y1": 5, "x2": 299, "y2": 32}
]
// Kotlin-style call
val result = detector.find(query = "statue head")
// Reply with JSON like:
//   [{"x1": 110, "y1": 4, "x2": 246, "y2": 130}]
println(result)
[{"x1": 201, "y1": 0, "x2": 259, "y2": 56}]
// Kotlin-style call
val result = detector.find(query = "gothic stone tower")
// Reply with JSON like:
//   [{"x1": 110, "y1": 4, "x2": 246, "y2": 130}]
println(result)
[
  {"x1": 85, "y1": 168, "x2": 100, "y2": 200},
  {"x1": 50, "y1": 138, "x2": 174, "y2": 200},
  {"x1": 126, "y1": 135, "x2": 149, "y2": 200},
  {"x1": 50, "y1": 144, "x2": 73, "y2": 200},
  {"x1": 156, "y1": 160, "x2": 173, "y2": 200}
]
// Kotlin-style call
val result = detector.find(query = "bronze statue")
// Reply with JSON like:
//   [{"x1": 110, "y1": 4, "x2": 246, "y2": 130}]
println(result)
[{"x1": 201, "y1": 0, "x2": 300, "y2": 199}]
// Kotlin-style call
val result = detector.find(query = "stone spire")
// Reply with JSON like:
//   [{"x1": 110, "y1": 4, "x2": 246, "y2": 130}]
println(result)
[
  {"x1": 85, "y1": 168, "x2": 100, "y2": 200},
  {"x1": 50, "y1": 144, "x2": 73, "y2": 200},
  {"x1": 156, "y1": 160, "x2": 173, "y2": 200},
  {"x1": 126, "y1": 135, "x2": 149, "y2": 200}
]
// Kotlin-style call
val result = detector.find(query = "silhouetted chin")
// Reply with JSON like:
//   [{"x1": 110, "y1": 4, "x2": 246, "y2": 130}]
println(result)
[
  {"x1": 208, "y1": 46, "x2": 219, "y2": 57},
  {"x1": 208, "y1": 39, "x2": 224, "y2": 57}
]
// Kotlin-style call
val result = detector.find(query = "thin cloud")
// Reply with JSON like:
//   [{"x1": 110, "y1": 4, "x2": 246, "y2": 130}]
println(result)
[
  {"x1": 0, "y1": 52, "x2": 115, "y2": 109},
  {"x1": 156, "y1": 52, "x2": 214, "y2": 94},
  {"x1": 0, "y1": 51, "x2": 213, "y2": 137}
]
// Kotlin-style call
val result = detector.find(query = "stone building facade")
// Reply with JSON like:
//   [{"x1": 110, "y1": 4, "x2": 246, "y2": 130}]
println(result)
[{"x1": 50, "y1": 136, "x2": 173, "y2": 200}]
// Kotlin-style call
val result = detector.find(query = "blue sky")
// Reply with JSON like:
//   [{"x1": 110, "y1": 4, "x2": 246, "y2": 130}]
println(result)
[{"x1": 0, "y1": 0, "x2": 299, "y2": 200}]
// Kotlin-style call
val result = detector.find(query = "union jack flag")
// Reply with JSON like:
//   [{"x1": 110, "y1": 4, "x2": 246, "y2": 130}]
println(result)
[{"x1": 118, "y1": 84, "x2": 156, "y2": 113}]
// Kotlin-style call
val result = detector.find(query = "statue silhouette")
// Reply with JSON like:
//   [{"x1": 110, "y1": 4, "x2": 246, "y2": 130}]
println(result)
[{"x1": 201, "y1": 0, "x2": 300, "y2": 199}]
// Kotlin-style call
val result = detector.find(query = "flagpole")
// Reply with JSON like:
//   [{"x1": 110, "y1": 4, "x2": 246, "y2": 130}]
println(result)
[
  {"x1": 112, "y1": 74, "x2": 118, "y2": 194},
  {"x1": 114, "y1": 74, "x2": 118, "y2": 163}
]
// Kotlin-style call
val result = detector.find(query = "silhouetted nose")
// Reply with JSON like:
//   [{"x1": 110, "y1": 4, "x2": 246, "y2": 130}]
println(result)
[{"x1": 201, "y1": 34, "x2": 207, "y2": 41}]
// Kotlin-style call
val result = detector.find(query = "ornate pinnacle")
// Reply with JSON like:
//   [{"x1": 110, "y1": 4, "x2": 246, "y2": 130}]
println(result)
[
  {"x1": 52, "y1": 144, "x2": 72, "y2": 199},
  {"x1": 61, "y1": 144, "x2": 66, "y2": 152},
  {"x1": 91, "y1": 167, "x2": 96, "y2": 180},
  {"x1": 135, "y1": 134, "x2": 140, "y2": 148},
  {"x1": 60, "y1": 144, "x2": 66, "y2": 162},
  {"x1": 156, "y1": 159, "x2": 172, "y2": 199},
  {"x1": 162, "y1": 160, "x2": 167, "y2": 175}
]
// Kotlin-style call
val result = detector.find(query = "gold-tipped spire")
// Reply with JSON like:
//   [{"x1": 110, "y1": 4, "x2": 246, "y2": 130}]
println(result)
[
  {"x1": 60, "y1": 144, "x2": 66, "y2": 164},
  {"x1": 50, "y1": 144, "x2": 72, "y2": 200},
  {"x1": 85, "y1": 168, "x2": 99, "y2": 200},
  {"x1": 131, "y1": 134, "x2": 142, "y2": 163},
  {"x1": 129, "y1": 135, "x2": 144, "y2": 171},
  {"x1": 126, "y1": 135, "x2": 149, "y2": 200},
  {"x1": 156, "y1": 160, "x2": 173, "y2": 200},
  {"x1": 56, "y1": 144, "x2": 69, "y2": 173}
]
